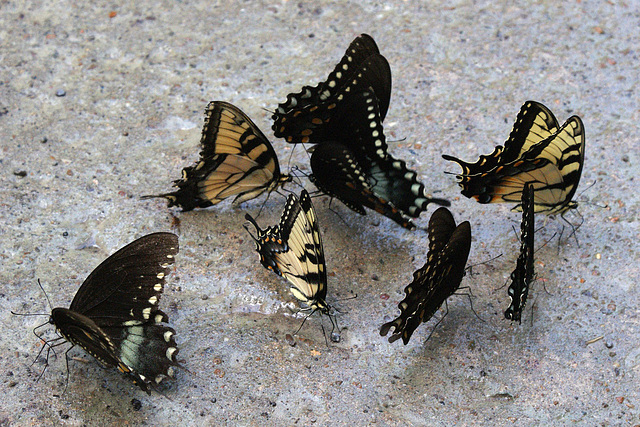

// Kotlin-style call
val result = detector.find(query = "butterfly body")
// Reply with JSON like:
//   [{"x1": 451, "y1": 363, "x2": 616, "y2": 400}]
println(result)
[
  {"x1": 147, "y1": 102, "x2": 291, "y2": 210},
  {"x1": 380, "y1": 208, "x2": 471, "y2": 344},
  {"x1": 443, "y1": 101, "x2": 584, "y2": 214},
  {"x1": 46, "y1": 233, "x2": 181, "y2": 393}
]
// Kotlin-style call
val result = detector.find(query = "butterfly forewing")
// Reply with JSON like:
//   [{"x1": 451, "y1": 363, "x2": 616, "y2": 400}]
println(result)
[
  {"x1": 505, "y1": 183, "x2": 536, "y2": 322},
  {"x1": 273, "y1": 34, "x2": 391, "y2": 138},
  {"x1": 146, "y1": 101, "x2": 289, "y2": 210},
  {"x1": 273, "y1": 54, "x2": 392, "y2": 144},
  {"x1": 442, "y1": 101, "x2": 559, "y2": 176},
  {"x1": 380, "y1": 208, "x2": 471, "y2": 344}
]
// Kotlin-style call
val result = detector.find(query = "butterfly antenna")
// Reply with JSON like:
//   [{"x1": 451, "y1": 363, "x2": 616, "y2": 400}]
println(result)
[{"x1": 38, "y1": 279, "x2": 54, "y2": 311}]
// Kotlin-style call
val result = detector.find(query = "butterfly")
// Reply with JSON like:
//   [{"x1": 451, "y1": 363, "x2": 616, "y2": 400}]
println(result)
[
  {"x1": 43, "y1": 233, "x2": 181, "y2": 393},
  {"x1": 244, "y1": 190, "x2": 331, "y2": 317},
  {"x1": 274, "y1": 48, "x2": 449, "y2": 229},
  {"x1": 380, "y1": 207, "x2": 471, "y2": 344},
  {"x1": 442, "y1": 101, "x2": 585, "y2": 214},
  {"x1": 504, "y1": 182, "x2": 536, "y2": 323},
  {"x1": 272, "y1": 33, "x2": 392, "y2": 142},
  {"x1": 145, "y1": 101, "x2": 291, "y2": 211}
]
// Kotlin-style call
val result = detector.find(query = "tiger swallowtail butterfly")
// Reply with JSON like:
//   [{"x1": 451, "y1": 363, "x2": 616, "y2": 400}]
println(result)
[
  {"x1": 244, "y1": 190, "x2": 332, "y2": 317},
  {"x1": 443, "y1": 101, "x2": 585, "y2": 214},
  {"x1": 145, "y1": 101, "x2": 291, "y2": 210}
]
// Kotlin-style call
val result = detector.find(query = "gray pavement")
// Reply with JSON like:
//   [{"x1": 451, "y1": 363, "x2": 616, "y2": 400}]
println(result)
[{"x1": 1, "y1": 1, "x2": 638, "y2": 425}]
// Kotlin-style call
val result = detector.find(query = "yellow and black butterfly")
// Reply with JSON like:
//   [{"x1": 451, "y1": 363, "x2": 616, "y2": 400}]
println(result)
[
  {"x1": 505, "y1": 183, "x2": 536, "y2": 323},
  {"x1": 145, "y1": 101, "x2": 291, "y2": 210},
  {"x1": 33, "y1": 233, "x2": 181, "y2": 393},
  {"x1": 380, "y1": 208, "x2": 471, "y2": 344},
  {"x1": 443, "y1": 101, "x2": 585, "y2": 214},
  {"x1": 244, "y1": 190, "x2": 332, "y2": 318}
]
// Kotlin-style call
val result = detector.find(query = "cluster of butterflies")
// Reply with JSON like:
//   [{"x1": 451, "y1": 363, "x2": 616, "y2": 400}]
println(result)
[{"x1": 22, "y1": 34, "x2": 585, "y2": 394}]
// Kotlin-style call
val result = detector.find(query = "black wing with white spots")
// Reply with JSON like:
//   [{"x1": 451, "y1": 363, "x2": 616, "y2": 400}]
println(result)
[{"x1": 272, "y1": 33, "x2": 392, "y2": 139}]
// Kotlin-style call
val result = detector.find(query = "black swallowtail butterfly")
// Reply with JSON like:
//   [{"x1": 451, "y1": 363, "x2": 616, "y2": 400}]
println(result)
[{"x1": 380, "y1": 208, "x2": 471, "y2": 344}]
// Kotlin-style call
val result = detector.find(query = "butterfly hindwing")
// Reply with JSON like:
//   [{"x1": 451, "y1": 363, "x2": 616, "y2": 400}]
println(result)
[
  {"x1": 505, "y1": 183, "x2": 536, "y2": 323},
  {"x1": 50, "y1": 233, "x2": 181, "y2": 393},
  {"x1": 310, "y1": 142, "x2": 416, "y2": 229},
  {"x1": 380, "y1": 208, "x2": 471, "y2": 344},
  {"x1": 146, "y1": 101, "x2": 290, "y2": 210}
]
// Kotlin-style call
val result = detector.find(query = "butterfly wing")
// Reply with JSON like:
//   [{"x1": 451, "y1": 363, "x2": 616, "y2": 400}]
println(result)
[
  {"x1": 147, "y1": 101, "x2": 289, "y2": 210},
  {"x1": 505, "y1": 183, "x2": 536, "y2": 323},
  {"x1": 310, "y1": 142, "x2": 416, "y2": 230},
  {"x1": 245, "y1": 190, "x2": 329, "y2": 312},
  {"x1": 273, "y1": 34, "x2": 391, "y2": 138},
  {"x1": 54, "y1": 232, "x2": 181, "y2": 393},
  {"x1": 380, "y1": 208, "x2": 471, "y2": 344}
]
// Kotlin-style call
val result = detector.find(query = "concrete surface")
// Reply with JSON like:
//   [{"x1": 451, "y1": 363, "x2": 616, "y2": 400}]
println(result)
[{"x1": 1, "y1": 1, "x2": 638, "y2": 425}]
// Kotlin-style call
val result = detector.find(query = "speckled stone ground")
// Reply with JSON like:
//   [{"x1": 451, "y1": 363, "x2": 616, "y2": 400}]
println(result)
[{"x1": 1, "y1": 1, "x2": 639, "y2": 425}]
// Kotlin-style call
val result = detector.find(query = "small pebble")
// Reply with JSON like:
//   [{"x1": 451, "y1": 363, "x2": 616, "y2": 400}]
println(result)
[
  {"x1": 131, "y1": 398, "x2": 142, "y2": 411},
  {"x1": 285, "y1": 333, "x2": 296, "y2": 347},
  {"x1": 605, "y1": 341, "x2": 614, "y2": 349},
  {"x1": 55, "y1": 89, "x2": 66, "y2": 97},
  {"x1": 13, "y1": 170, "x2": 27, "y2": 177}
]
